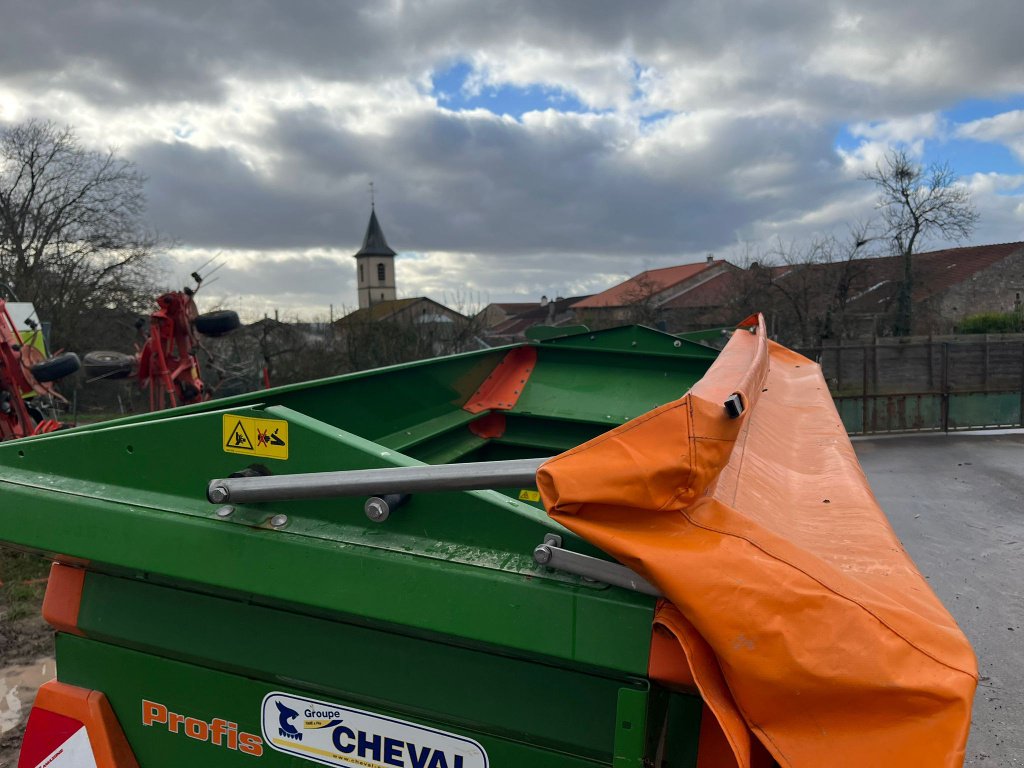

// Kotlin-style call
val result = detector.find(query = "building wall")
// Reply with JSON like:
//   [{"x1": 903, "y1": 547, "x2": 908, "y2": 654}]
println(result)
[
  {"x1": 930, "y1": 250, "x2": 1024, "y2": 332},
  {"x1": 356, "y1": 255, "x2": 396, "y2": 309}
]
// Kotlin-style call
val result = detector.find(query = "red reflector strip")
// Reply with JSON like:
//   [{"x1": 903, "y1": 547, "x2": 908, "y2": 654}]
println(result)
[
  {"x1": 18, "y1": 708, "x2": 96, "y2": 768},
  {"x1": 18, "y1": 682, "x2": 138, "y2": 768}
]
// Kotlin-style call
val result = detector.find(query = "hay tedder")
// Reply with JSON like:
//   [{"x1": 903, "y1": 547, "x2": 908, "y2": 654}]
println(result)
[
  {"x1": 0, "y1": 288, "x2": 80, "y2": 441},
  {"x1": 84, "y1": 270, "x2": 240, "y2": 411},
  {"x1": 2, "y1": 318, "x2": 977, "y2": 767}
]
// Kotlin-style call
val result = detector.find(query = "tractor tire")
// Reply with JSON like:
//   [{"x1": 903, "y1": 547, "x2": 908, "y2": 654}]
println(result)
[
  {"x1": 30, "y1": 352, "x2": 81, "y2": 383},
  {"x1": 83, "y1": 350, "x2": 135, "y2": 379},
  {"x1": 195, "y1": 310, "x2": 241, "y2": 337}
]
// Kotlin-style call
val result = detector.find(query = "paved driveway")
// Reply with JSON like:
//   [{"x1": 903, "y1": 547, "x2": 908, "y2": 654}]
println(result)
[{"x1": 855, "y1": 432, "x2": 1024, "y2": 766}]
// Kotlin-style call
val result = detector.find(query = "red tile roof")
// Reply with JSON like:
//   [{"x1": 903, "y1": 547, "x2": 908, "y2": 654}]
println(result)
[
  {"x1": 662, "y1": 269, "x2": 740, "y2": 309},
  {"x1": 485, "y1": 296, "x2": 590, "y2": 338},
  {"x1": 838, "y1": 242, "x2": 1024, "y2": 314},
  {"x1": 572, "y1": 261, "x2": 723, "y2": 308},
  {"x1": 909, "y1": 242, "x2": 1024, "y2": 298}
]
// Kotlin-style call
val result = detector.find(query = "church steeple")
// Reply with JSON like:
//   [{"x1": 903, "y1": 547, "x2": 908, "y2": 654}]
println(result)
[
  {"x1": 354, "y1": 208, "x2": 397, "y2": 259},
  {"x1": 353, "y1": 206, "x2": 397, "y2": 309}
]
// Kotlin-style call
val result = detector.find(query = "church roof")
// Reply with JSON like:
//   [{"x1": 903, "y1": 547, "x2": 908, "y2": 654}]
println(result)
[{"x1": 354, "y1": 208, "x2": 397, "y2": 258}]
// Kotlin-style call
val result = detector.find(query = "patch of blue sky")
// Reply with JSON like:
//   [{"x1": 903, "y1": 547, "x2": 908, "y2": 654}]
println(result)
[
  {"x1": 835, "y1": 95, "x2": 1024, "y2": 180},
  {"x1": 639, "y1": 110, "x2": 674, "y2": 128},
  {"x1": 930, "y1": 137, "x2": 1021, "y2": 181},
  {"x1": 942, "y1": 94, "x2": 1024, "y2": 125},
  {"x1": 431, "y1": 61, "x2": 588, "y2": 119}
]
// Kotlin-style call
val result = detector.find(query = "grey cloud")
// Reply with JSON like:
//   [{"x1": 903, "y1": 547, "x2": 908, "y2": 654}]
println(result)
[
  {"x1": 259, "y1": 102, "x2": 852, "y2": 256},
  {"x1": 133, "y1": 140, "x2": 366, "y2": 250},
  {"x1": 2, "y1": 0, "x2": 1022, "y2": 117},
  {"x1": 1, "y1": 0, "x2": 1022, "y2": 314}
]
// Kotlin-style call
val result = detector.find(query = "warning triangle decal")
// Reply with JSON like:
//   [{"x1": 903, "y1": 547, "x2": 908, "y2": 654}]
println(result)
[{"x1": 226, "y1": 420, "x2": 254, "y2": 451}]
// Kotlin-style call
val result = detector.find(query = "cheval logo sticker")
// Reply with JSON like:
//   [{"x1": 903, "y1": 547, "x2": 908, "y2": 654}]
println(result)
[{"x1": 261, "y1": 692, "x2": 488, "y2": 768}]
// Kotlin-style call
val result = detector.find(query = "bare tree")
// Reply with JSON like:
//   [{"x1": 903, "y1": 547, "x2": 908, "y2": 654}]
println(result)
[
  {"x1": 620, "y1": 272, "x2": 664, "y2": 328},
  {"x1": 736, "y1": 226, "x2": 880, "y2": 346},
  {"x1": 760, "y1": 237, "x2": 833, "y2": 346},
  {"x1": 0, "y1": 119, "x2": 160, "y2": 349},
  {"x1": 863, "y1": 149, "x2": 978, "y2": 335}
]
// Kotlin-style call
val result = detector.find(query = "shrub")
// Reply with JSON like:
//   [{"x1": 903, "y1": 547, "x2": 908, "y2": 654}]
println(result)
[{"x1": 957, "y1": 311, "x2": 1024, "y2": 334}]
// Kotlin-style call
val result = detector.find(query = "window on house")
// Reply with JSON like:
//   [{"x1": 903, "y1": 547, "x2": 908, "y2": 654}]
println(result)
[
  {"x1": 359, "y1": 264, "x2": 364, "y2": 283},
  {"x1": 380, "y1": 292, "x2": 384, "y2": 300},
  {"x1": 377, "y1": 263, "x2": 386, "y2": 282}
]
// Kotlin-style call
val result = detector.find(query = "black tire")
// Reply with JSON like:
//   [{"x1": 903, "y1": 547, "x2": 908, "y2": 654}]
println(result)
[
  {"x1": 194, "y1": 310, "x2": 241, "y2": 337},
  {"x1": 83, "y1": 350, "x2": 135, "y2": 379},
  {"x1": 30, "y1": 352, "x2": 81, "y2": 383}
]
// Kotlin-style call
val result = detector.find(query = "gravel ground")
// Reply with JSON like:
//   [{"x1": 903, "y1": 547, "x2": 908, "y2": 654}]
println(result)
[
  {"x1": 855, "y1": 431, "x2": 1024, "y2": 766},
  {"x1": 0, "y1": 615, "x2": 54, "y2": 767}
]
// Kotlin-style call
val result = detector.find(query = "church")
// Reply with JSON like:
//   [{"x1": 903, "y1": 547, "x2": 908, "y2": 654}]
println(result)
[
  {"x1": 338, "y1": 205, "x2": 469, "y2": 333},
  {"x1": 352, "y1": 205, "x2": 398, "y2": 309}
]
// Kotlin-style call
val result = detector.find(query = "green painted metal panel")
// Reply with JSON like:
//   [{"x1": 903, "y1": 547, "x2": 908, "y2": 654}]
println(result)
[
  {"x1": 514, "y1": 348, "x2": 704, "y2": 427},
  {"x1": 660, "y1": 694, "x2": 703, "y2": 766},
  {"x1": 612, "y1": 687, "x2": 649, "y2": 767},
  {"x1": 835, "y1": 394, "x2": 943, "y2": 434},
  {"x1": 540, "y1": 326, "x2": 718, "y2": 360},
  {"x1": 75, "y1": 571, "x2": 654, "y2": 760},
  {"x1": 56, "y1": 634, "x2": 632, "y2": 767},
  {"x1": 675, "y1": 327, "x2": 731, "y2": 346},
  {"x1": 0, "y1": 327, "x2": 716, "y2": 764},
  {"x1": 835, "y1": 391, "x2": 1022, "y2": 433},
  {"x1": 835, "y1": 397, "x2": 864, "y2": 434},
  {"x1": 0, "y1": 480, "x2": 654, "y2": 672},
  {"x1": 948, "y1": 392, "x2": 1022, "y2": 429}
]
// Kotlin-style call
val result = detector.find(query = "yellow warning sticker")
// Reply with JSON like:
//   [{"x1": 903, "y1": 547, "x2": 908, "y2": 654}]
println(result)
[
  {"x1": 518, "y1": 489, "x2": 541, "y2": 502},
  {"x1": 223, "y1": 415, "x2": 289, "y2": 460}
]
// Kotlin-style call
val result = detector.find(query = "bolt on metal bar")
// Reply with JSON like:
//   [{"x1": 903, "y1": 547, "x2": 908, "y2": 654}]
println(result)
[
  {"x1": 533, "y1": 534, "x2": 663, "y2": 597},
  {"x1": 207, "y1": 457, "x2": 546, "y2": 505}
]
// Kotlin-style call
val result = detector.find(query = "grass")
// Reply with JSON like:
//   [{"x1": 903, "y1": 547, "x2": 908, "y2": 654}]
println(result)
[
  {"x1": 73, "y1": 410, "x2": 126, "y2": 426},
  {"x1": 0, "y1": 550, "x2": 50, "y2": 621}
]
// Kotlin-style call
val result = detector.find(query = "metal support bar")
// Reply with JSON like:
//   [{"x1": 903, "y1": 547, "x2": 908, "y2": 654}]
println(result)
[
  {"x1": 533, "y1": 534, "x2": 663, "y2": 597},
  {"x1": 208, "y1": 457, "x2": 546, "y2": 505}
]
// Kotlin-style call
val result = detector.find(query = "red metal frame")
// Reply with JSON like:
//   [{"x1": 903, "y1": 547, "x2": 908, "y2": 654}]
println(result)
[
  {"x1": 136, "y1": 290, "x2": 208, "y2": 411},
  {"x1": 0, "y1": 299, "x2": 65, "y2": 441}
]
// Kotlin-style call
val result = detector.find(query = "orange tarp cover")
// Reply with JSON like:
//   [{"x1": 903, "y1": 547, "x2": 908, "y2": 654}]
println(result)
[{"x1": 537, "y1": 315, "x2": 977, "y2": 768}]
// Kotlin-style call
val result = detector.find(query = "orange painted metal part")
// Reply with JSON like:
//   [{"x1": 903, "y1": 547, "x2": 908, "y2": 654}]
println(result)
[
  {"x1": 468, "y1": 411, "x2": 507, "y2": 439},
  {"x1": 463, "y1": 346, "x2": 536, "y2": 414},
  {"x1": 538, "y1": 314, "x2": 977, "y2": 768},
  {"x1": 20, "y1": 681, "x2": 139, "y2": 768},
  {"x1": 41, "y1": 562, "x2": 86, "y2": 636}
]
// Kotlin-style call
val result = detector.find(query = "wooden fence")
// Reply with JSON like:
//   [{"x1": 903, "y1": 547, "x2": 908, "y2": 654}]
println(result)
[{"x1": 797, "y1": 334, "x2": 1024, "y2": 434}]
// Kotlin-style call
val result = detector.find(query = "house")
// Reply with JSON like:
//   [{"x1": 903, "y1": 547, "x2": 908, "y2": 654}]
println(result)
[
  {"x1": 335, "y1": 296, "x2": 467, "y2": 328},
  {"x1": 477, "y1": 295, "x2": 590, "y2": 344},
  {"x1": 837, "y1": 242, "x2": 1024, "y2": 336},
  {"x1": 560, "y1": 242, "x2": 1024, "y2": 344},
  {"x1": 569, "y1": 256, "x2": 732, "y2": 329},
  {"x1": 333, "y1": 297, "x2": 479, "y2": 370}
]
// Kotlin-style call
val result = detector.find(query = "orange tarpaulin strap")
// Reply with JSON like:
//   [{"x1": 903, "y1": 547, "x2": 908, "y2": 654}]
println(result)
[{"x1": 537, "y1": 315, "x2": 977, "y2": 768}]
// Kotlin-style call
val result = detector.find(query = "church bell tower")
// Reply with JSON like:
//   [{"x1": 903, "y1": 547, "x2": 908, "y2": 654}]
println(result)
[{"x1": 353, "y1": 205, "x2": 397, "y2": 309}]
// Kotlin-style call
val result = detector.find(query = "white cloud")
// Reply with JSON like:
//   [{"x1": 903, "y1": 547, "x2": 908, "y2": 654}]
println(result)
[
  {"x1": 957, "y1": 110, "x2": 1024, "y2": 161},
  {"x1": 1, "y1": 0, "x2": 1023, "y2": 317}
]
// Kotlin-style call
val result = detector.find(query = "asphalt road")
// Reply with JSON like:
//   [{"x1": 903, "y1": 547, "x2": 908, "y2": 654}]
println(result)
[{"x1": 855, "y1": 432, "x2": 1024, "y2": 766}]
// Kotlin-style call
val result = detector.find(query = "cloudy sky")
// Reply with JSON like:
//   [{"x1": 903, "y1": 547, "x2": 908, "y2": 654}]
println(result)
[{"x1": 1, "y1": 0, "x2": 1022, "y2": 319}]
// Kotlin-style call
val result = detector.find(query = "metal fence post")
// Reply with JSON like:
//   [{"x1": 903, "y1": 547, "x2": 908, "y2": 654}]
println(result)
[
  {"x1": 942, "y1": 342, "x2": 950, "y2": 433},
  {"x1": 862, "y1": 344, "x2": 869, "y2": 434},
  {"x1": 1019, "y1": 342, "x2": 1024, "y2": 428}
]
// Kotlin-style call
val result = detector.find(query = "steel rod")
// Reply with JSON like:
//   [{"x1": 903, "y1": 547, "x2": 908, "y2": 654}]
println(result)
[
  {"x1": 208, "y1": 457, "x2": 546, "y2": 504},
  {"x1": 533, "y1": 535, "x2": 663, "y2": 597}
]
